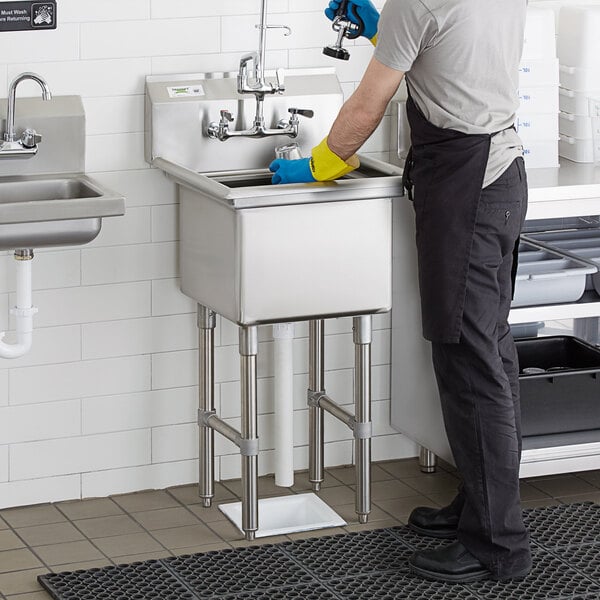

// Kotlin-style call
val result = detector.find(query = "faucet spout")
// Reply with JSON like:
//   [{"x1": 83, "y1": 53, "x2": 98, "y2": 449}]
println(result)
[{"x1": 4, "y1": 72, "x2": 52, "y2": 143}]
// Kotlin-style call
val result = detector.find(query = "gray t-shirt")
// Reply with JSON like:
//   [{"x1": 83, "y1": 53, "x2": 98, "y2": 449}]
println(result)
[{"x1": 374, "y1": 0, "x2": 527, "y2": 187}]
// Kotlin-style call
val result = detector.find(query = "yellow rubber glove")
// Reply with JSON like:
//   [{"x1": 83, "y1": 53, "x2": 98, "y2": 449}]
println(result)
[{"x1": 310, "y1": 137, "x2": 360, "y2": 181}]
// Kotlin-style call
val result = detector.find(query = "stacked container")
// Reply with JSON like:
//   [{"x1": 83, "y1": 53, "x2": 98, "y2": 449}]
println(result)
[
  {"x1": 517, "y1": 6, "x2": 560, "y2": 169},
  {"x1": 558, "y1": 5, "x2": 600, "y2": 163}
]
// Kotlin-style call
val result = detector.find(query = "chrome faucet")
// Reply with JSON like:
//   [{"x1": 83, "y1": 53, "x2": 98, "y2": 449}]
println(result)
[
  {"x1": 208, "y1": 0, "x2": 313, "y2": 141},
  {"x1": 0, "y1": 72, "x2": 52, "y2": 158}
]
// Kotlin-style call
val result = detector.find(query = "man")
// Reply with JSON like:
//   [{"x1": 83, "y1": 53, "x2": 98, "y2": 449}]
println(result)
[{"x1": 270, "y1": 0, "x2": 531, "y2": 584}]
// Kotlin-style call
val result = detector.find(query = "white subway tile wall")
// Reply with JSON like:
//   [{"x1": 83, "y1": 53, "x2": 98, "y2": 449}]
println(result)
[{"x1": 0, "y1": 0, "x2": 561, "y2": 508}]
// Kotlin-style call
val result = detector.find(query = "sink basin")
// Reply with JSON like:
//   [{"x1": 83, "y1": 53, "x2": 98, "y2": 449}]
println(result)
[
  {"x1": 0, "y1": 174, "x2": 125, "y2": 250},
  {"x1": 154, "y1": 156, "x2": 403, "y2": 326}
]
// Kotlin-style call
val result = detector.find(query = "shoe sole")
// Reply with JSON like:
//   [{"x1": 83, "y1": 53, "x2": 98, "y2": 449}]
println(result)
[
  {"x1": 409, "y1": 561, "x2": 491, "y2": 583},
  {"x1": 407, "y1": 522, "x2": 458, "y2": 540}
]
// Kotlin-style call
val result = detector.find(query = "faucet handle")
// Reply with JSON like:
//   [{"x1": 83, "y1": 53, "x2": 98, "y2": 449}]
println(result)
[
  {"x1": 288, "y1": 108, "x2": 314, "y2": 119},
  {"x1": 220, "y1": 110, "x2": 234, "y2": 123},
  {"x1": 275, "y1": 68, "x2": 285, "y2": 93},
  {"x1": 20, "y1": 128, "x2": 42, "y2": 149}
]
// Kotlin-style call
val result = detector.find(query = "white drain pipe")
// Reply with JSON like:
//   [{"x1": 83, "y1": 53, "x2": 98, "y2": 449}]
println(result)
[
  {"x1": 272, "y1": 322, "x2": 295, "y2": 487},
  {"x1": 0, "y1": 250, "x2": 38, "y2": 359}
]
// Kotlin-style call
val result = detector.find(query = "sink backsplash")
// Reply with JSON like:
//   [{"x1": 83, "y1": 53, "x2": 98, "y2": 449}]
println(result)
[{"x1": 0, "y1": 95, "x2": 85, "y2": 177}]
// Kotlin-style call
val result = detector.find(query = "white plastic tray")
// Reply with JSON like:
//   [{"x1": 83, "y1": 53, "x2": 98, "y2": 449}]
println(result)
[
  {"x1": 559, "y1": 87, "x2": 600, "y2": 116},
  {"x1": 218, "y1": 493, "x2": 347, "y2": 538}
]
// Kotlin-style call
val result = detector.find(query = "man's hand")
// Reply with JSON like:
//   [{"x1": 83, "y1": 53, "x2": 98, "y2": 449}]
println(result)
[
  {"x1": 269, "y1": 158, "x2": 315, "y2": 185},
  {"x1": 325, "y1": 0, "x2": 380, "y2": 44},
  {"x1": 270, "y1": 138, "x2": 359, "y2": 185}
]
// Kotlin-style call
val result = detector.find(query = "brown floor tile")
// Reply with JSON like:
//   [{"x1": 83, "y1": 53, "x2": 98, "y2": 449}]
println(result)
[
  {"x1": 290, "y1": 470, "x2": 350, "y2": 492},
  {"x1": 171, "y1": 542, "x2": 231, "y2": 556},
  {"x1": 73, "y1": 515, "x2": 143, "y2": 539},
  {"x1": 315, "y1": 485, "x2": 356, "y2": 507},
  {"x1": 111, "y1": 490, "x2": 180, "y2": 513},
  {"x1": 187, "y1": 503, "x2": 229, "y2": 524},
  {"x1": 230, "y1": 534, "x2": 289, "y2": 549},
  {"x1": 402, "y1": 472, "x2": 460, "y2": 496},
  {"x1": 333, "y1": 503, "x2": 391, "y2": 525},
  {"x1": 131, "y1": 507, "x2": 199, "y2": 531},
  {"x1": 424, "y1": 490, "x2": 460, "y2": 507},
  {"x1": 286, "y1": 527, "x2": 346, "y2": 541},
  {"x1": 378, "y1": 458, "x2": 428, "y2": 479},
  {"x1": 167, "y1": 483, "x2": 236, "y2": 505},
  {"x1": 344, "y1": 519, "x2": 402, "y2": 534},
  {"x1": 326, "y1": 464, "x2": 393, "y2": 486},
  {"x1": 150, "y1": 524, "x2": 221, "y2": 550},
  {"x1": 519, "y1": 481, "x2": 552, "y2": 502},
  {"x1": 351, "y1": 479, "x2": 420, "y2": 501},
  {"x1": 0, "y1": 531, "x2": 25, "y2": 552},
  {"x1": 437, "y1": 458, "x2": 458, "y2": 473},
  {"x1": 0, "y1": 549, "x2": 42, "y2": 574},
  {"x1": 527, "y1": 475, "x2": 597, "y2": 498},
  {"x1": 206, "y1": 519, "x2": 244, "y2": 542},
  {"x1": 91, "y1": 532, "x2": 164, "y2": 559},
  {"x1": 113, "y1": 551, "x2": 172, "y2": 565},
  {"x1": 16, "y1": 523, "x2": 84, "y2": 548},
  {"x1": 221, "y1": 475, "x2": 294, "y2": 499},
  {"x1": 57, "y1": 498, "x2": 123, "y2": 521},
  {"x1": 0, "y1": 505, "x2": 65, "y2": 529},
  {"x1": 5, "y1": 592, "x2": 52, "y2": 599},
  {"x1": 50, "y1": 559, "x2": 112, "y2": 573},
  {"x1": 32, "y1": 540, "x2": 104, "y2": 567},
  {"x1": 556, "y1": 491, "x2": 600, "y2": 504},
  {"x1": 576, "y1": 469, "x2": 600, "y2": 488},
  {"x1": 521, "y1": 498, "x2": 562, "y2": 510},
  {"x1": 374, "y1": 495, "x2": 437, "y2": 520},
  {"x1": 0, "y1": 568, "x2": 47, "y2": 595}
]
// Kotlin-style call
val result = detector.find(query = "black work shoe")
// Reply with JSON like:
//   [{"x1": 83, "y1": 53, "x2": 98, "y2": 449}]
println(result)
[
  {"x1": 409, "y1": 541, "x2": 491, "y2": 583},
  {"x1": 407, "y1": 505, "x2": 459, "y2": 539}
]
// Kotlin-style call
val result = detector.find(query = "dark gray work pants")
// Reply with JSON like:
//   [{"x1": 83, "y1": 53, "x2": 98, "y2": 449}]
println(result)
[{"x1": 430, "y1": 157, "x2": 532, "y2": 579}]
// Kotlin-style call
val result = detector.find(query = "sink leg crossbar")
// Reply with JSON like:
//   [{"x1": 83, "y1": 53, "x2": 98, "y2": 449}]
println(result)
[
  {"x1": 197, "y1": 305, "x2": 374, "y2": 538},
  {"x1": 308, "y1": 316, "x2": 373, "y2": 524}
]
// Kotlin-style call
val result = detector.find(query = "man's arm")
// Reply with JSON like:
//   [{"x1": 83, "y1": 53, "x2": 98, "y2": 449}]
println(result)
[
  {"x1": 270, "y1": 56, "x2": 404, "y2": 184},
  {"x1": 328, "y1": 57, "x2": 405, "y2": 161}
]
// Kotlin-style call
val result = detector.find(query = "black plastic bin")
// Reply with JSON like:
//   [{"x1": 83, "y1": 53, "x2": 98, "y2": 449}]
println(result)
[{"x1": 516, "y1": 336, "x2": 600, "y2": 437}]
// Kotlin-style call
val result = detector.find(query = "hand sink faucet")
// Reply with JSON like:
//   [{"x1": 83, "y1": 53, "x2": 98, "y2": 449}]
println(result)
[
  {"x1": 207, "y1": 0, "x2": 313, "y2": 141},
  {"x1": 0, "y1": 72, "x2": 52, "y2": 158}
]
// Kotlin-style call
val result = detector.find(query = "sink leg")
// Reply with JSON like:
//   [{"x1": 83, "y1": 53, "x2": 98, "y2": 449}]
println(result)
[
  {"x1": 308, "y1": 320, "x2": 325, "y2": 492},
  {"x1": 353, "y1": 316, "x2": 372, "y2": 524},
  {"x1": 419, "y1": 446, "x2": 438, "y2": 473},
  {"x1": 240, "y1": 325, "x2": 259, "y2": 539},
  {"x1": 198, "y1": 305, "x2": 216, "y2": 507}
]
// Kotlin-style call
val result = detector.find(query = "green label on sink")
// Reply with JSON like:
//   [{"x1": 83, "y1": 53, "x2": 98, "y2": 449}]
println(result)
[
  {"x1": 167, "y1": 85, "x2": 205, "y2": 98},
  {"x1": 0, "y1": 1, "x2": 56, "y2": 31}
]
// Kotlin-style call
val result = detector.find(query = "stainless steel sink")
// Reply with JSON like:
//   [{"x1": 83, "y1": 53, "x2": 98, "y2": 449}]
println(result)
[
  {"x1": 0, "y1": 174, "x2": 125, "y2": 250},
  {"x1": 155, "y1": 156, "x2": 402, "y2": 326}
]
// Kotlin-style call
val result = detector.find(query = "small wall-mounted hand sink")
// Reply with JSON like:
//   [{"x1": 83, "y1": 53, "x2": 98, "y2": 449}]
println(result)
[{"x1": 0, "y1": 174, "x2": 125, "y2": 250}]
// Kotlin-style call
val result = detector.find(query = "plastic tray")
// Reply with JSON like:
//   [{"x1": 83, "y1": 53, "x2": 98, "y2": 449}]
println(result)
[
  {"x1": 516, "y1": 336, "x2": 600, "y2": 437},
  {"x1": 560, "y1": 64, "x2": 600, "y2": 93},
  {"x1": 559, "y1": 87, "x2": 600, "y2": 116},
  {"x1": 559, "y1": 112, "x2": 600, "y2": 139},
  {"x1": 559, "y1": 133, "x2": 598, "y2": 163},
  {"x1": 513, "y1": 239, "x2": 597, "y2": 307},
  {"x1": 524, "y1": 229, "x2": 600, "y2": 295}
]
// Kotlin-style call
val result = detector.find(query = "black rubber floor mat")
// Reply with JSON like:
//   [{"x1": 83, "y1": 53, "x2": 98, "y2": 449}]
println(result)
[{"x1": 39, "y1": 502, "x2": 600, "y2": 600}]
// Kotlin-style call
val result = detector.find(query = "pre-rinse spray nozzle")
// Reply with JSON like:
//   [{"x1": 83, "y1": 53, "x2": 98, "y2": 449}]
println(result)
[{"x1": 323, "y1": 0, "x2": 365, "y2": 61}]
